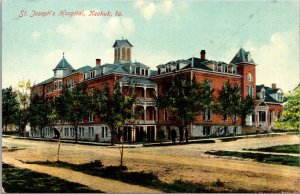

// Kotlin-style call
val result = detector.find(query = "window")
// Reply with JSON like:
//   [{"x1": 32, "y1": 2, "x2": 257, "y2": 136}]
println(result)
[
  {"x1": 122, "y1": 47, "x2": 125, "y2": 60},
  {"x1": 203, "y1": 108, "x2": 212, "y2": 121},
  {"x1": 270, "y1": 111, "x2": 274, "y2": 123},
  {"x1": 277, "y1": 93, "x2": 283, "y2": 101},
  {"x1": 126, "y1": 48, "x2": 131, "y2": 61},
  {"x1": 232, "y1": 67, "x2": 236, "y2": 74},
  {"x1": 141, "y1": 69, "x2": 144, "y2": 75},
  {"x1": 79, "y1": 115, "x2": 83, "y2": 123},
  {"x1": 261, "y1": 90, "x2": 266, "y2": 99},
  {"x1": 58, "y1": 80, "x2": 63, "y2": 90},
  {"x1": 203, "y1": 126, "x2": 211, "y2": 136},
  {"x1": 54, "y1": 81, "x2": 58, "y2": 90},
  {"x1": 70, "y1": 128, "x2": 75, "y2": 137},
  {"x1": 224, "y1": 65, "x2": 228, "y2": 73},
  {"x1": 89, "y1": 114, "x2": 94, "y2": 122},
  {"x1": 101, "y1": 127, "x2": 105, "y2": 138},
  {"x1": 105, "y1": 127, "x2": 108, "y2": 137},
  {"x1": 214, "y1": 64, "x2": 218, "y2": 71},
  {"x1": 117, "y1": 48, "x2": 120, "y2": 60},
  {"x1": 145, "y1": 69, "x2": 148, "y2": 76},
  {"x1": 277, "y1": 111, "x2": 281, "y2": 119},
  {"x1": 164, "y1": 109, "x2": 168, "y2": 121},
  {"x1": 247, "y1": 73, "x2": 252, "y2": 82},
  {"x1": 88, "y1": 127, "x2": 94, "y2": 138},
  {"x1": 79, "y1": 127, "x2": 84, "y2": 138},
  {"x1": 64, "y1": 128, "x2": 69, "y2": 137},
  {"x1": 247, "y1": 86, "x2": 253, "y2": 97},
  {"x1": 136, "y1": 67, "x2": 140, "y2": 74}
]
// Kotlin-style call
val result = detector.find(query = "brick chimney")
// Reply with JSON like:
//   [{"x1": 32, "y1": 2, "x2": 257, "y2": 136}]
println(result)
[
  {"x1": 272, "y1": 83, "x2": 276, "y2": 89},
  {"x1": 96, "y1": 59, "x2": 101, "y2": 66},
  {"x1": 200, "y1": 50, "x2": 206, "y2": 60}
]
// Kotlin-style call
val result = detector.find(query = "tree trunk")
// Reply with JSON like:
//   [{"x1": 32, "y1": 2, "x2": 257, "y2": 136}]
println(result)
[
  {"x1": 4, "y1": 124, "x2": 8, "y2": 133},
  {"x1": 179, "y1": 126, "x2": 183, "y2": 143},
  {"x1": 57, "y1": 124, "x2": 64, "y2": 162},
  {"x1": 120, "y1": 138, "x2": 124, "y2": 171},
  {"x1": 111, "y1": 128, "x2": 116, "y2": 146},
  {"x1": 185, "y1": 127, "x2": 189, "y2": 143},
  {"x1": 40, "y1": 128, "x2": 43, "y2": 138}
]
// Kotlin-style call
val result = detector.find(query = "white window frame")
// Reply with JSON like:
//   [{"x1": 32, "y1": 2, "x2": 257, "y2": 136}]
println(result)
[{"x1": 247, "y1": 73, "x2": 252, "y2": 82}]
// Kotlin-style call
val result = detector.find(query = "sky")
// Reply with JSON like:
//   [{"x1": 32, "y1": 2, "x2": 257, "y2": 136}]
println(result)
[{"x1": 2, "y1": 0, "x2": 299, "y2": 93}]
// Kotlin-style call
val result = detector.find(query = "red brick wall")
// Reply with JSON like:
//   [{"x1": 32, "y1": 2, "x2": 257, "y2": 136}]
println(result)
[
  {"x1": 267, "y1": 103, "x2": 283, "y2": 126},
  {"x1": 154, "y1": 70, "x2": 243, "y2": 126},
  {"x1": 237, "y1": 63, "x2": 256, "y2": 99}
]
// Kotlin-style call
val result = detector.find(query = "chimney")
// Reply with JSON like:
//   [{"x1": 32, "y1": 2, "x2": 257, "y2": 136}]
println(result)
[
  {"x1": 200, "y1": 50, "x2": 206, "y2": 60},
  {"x1": 96, "y1": 58, "x2": 101, "y2": 66},
  {"x1": 272, "y1": 83, "x2": 276, "y2": 89}
]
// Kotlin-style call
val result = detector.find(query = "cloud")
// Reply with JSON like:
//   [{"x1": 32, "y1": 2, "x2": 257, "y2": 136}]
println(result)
[
  {"x1": 134, "y1": 0, "x2": 174, "y2": 20},
  {"x1": 218, "y1": 28, "x2": 298, "y2": 93}
]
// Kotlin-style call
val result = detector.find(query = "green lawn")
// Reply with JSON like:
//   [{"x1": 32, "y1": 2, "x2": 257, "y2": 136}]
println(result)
[
  {"x1": 2, "y1": 163, "x2": 102, "y2": 193},
  {"x1": 246, "y1": 144, "x2": 299, "y2": 154},
  {"x1": 206, "y1": 151, "x2": 299, "y2": 167}
]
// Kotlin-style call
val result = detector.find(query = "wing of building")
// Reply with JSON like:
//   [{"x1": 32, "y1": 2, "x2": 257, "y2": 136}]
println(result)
[{"x1": 30, "y1": 39, "x2": 283, "y2": 142}]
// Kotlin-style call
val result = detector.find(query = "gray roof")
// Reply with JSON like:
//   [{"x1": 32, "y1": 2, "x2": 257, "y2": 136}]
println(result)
[
  {"x1": 119, "y1": 77, "x2": 155, "y2": 85},
  {"x1": 54, "y1": 57, "x2": 73, "y2": 69},
  {"x1": 112, "y1": 39, "x2": 133, "y2": 48},
  {"x1": 35, "y1": 77, "x2": 55, "y2": 86},
  {"x1": 256, "y1": 84, "x2": 282, "y2": 103},
  {"x1": 230, "y1": 48, "x2": 255, "y2": 64}
]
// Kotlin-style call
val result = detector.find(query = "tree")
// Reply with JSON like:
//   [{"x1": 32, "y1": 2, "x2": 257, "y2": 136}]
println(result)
[
  {"x1": 155, "y1": 75, "x2": 213, "y2": 143},
  {"x1": 92, "y1": 83, "x2": 136, "y2": 168},
  {"x1": 2, "y1": 87, "x2": 19, "y2": 132},
  {"x1": 215, "y1": 81, "x2": 255, "y2": 133},
  {"x1": 48, "y1": 88, "x2": 70, "y2": 161},
  {"x1": 274, "y1": 87, "x2": 300, "y2": 130},
  {"x1": 16, "y1": 80, "x2": 31, "y2": 136},
  {"x1": 66, "y1": 85, "x2": 90, "y2": 143},
  {"x1": 29, "y1": 95, "x2": 50, "y2": 138}
]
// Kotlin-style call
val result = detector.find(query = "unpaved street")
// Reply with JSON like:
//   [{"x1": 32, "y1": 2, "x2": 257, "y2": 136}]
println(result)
[{"x1": 2, "y1": 134, "x2": 300, "y2": 192}]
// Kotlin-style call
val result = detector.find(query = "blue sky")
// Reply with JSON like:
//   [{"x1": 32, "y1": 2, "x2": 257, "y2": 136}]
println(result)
[{"x1": 2, "y1": 0, "x2": 299, "y2": 92}]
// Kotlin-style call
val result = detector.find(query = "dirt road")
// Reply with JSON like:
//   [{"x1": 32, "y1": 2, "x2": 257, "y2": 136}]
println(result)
[{"x1": 2, "y1": 134, "x2": 300, "y2": 192}]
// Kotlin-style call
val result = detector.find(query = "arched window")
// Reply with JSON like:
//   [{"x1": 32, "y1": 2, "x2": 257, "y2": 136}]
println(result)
[
  {"x1": 117, "y1": 48, "x2": 120, "y2": 60},
  {"x1": 121, "y1": 47, "x2": 125, "y2": 60},
  {"x1": 247, "y1": 73, "x2": 252, "y2": 81},
  {"x1": 127, "y1": 48, "x2": 131, "y2": 61},
  {"x1": 114, "y1": 49, "x2": 117, "y2": 60}
]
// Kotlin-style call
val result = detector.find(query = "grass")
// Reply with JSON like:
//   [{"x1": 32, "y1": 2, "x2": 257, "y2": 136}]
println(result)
[
  {"x1": 245, "y1": 144, "x2": 299, "y2": 154},
  {"x1": 25, "y1": 160, "x2": 254, "y2": 193},
  {"x1": 206, "y1": 151, "x2": 299, "y2": 166},
  {"x1": 2, "y1": 163, "x2": 102, "y2": 193}
]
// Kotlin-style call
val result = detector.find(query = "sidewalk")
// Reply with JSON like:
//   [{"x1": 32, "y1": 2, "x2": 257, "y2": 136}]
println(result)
[
  {"x1": 3, "y1": 132, "x2": 297, "y2": 148},
  {"x1": 2, "y1": 152, "x2": 161, "y2": 193}
]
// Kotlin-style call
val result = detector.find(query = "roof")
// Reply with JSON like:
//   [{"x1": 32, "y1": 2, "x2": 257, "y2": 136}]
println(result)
[
  {"x1": 230, "y1": 48, "x2": 255, "y2": 64},
  {"x1": 185, "y1": 57, "x2": 214, "y2": 71},
  {"x1": 112, "y1": 39, "x2": 133, "y2": 48},
  {"x1": 256, "y1": 84, "x2": 283, "y2": 103},
  {"x1": 131, "y1": 62, "x2": 149, "y2": 68},
  {"x1": 54, "y1": 57, "x2": 73, "y2": 69},
  {"x1": 35, "y1": 77, "x2": 55, "y2": 86},
  {"x1": 119, "y1": 77, "x2": 155, "y2": 85},
  {"x1": 66, "y1": 65, "x2": 92, "y2": 77}
]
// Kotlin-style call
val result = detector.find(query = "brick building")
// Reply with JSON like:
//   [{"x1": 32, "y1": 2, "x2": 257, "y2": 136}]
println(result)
[{"x1": 30, "y1": 39, "x2": 283, "y2": 142}]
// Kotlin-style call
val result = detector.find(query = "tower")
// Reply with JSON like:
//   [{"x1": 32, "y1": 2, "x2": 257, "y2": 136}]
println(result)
[
  {"x1": 230, "y1": 48, "x2": 256, "y2": 99},
  {"x1": 112, "y1": 38, "x2": 133, "y2": 64}
]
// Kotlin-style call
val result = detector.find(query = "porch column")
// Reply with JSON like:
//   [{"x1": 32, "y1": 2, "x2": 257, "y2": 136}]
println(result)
[
  {"x1": 154, "y1": 126, "x2": 157, "y2": 141},
  {"x1": 143, "y1": 105, "x2": 146, "y2": 121},
  {"x1": 143, "y1": 86, "x2": 147, "y2": 98},
  {"x1": 155, "y1": 107, "x2": 158, "y2": 121}
]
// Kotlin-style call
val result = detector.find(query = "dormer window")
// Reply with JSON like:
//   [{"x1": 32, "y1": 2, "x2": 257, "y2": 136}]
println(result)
[
  {"x1": 247, "y1": 73, "x2": 252, "y2": 82},
  {"x1": 214, "y1": 64, "x2": 218, "y2": 71},
  {"x1": 145, "y1": 69, "x2": 149, "y2": 76},
  {"x1": 277, "y1": 93, "x2": 283, "y2": 101},
  {"x1": 232, "y1": 67, "x2": 236, "y2": 74},
  {"x1": 141, "y1": 69, "x2": 145, "y2": 75},
  {"x1": 224, "y1": 65, "x2": 228, "y2": 73},
  {"x1": 261, "y1": 90, "x2": 266, "y2": 99}
]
